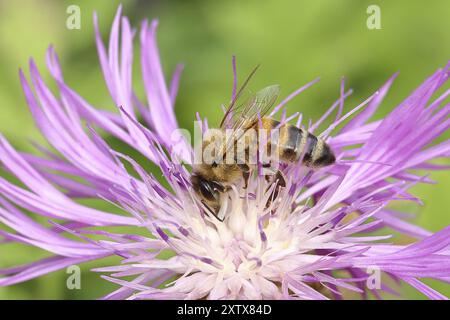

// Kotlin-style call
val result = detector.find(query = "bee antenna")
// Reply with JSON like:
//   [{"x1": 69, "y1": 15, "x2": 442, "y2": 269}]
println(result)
[{"x1": 220, "y1": 64, "x2": 261, "y2": 128}]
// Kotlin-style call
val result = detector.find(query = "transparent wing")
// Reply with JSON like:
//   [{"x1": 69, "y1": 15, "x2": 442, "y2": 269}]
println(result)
[
  {"x1": 224, "y1": 84, "x2": 280, "y2": 131},
  {"x1": 218, "y1": 84, "x2": 280, "y2": 161},
  {"x1": 220, "y1": 65, "x2": 260, "y2": 129}
]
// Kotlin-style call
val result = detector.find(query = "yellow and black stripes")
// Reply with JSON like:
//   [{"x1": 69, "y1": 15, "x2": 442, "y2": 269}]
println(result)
[{"x1": 259, "y1": 117, "x2": 335, "y2": 168}]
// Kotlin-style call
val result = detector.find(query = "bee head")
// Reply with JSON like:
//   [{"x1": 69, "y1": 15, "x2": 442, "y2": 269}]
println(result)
[{"x1": 190, "y1": 173, "x2": 224, "y2": 217}]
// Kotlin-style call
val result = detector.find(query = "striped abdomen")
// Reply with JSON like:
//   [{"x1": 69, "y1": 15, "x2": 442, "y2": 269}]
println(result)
[{"x1": 260, "y1": 117, "x2": 335, "y2": 168}]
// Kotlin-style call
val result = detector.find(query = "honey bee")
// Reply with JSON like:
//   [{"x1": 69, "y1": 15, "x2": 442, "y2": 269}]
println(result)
[{"x1": 191, "y1": 66, "x2": 335, "y2": 220}]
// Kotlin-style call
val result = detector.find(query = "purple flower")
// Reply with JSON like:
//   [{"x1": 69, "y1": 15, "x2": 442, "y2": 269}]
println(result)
[{"x1": 1, "y1": 6, "x2": 449, "y2": 300}]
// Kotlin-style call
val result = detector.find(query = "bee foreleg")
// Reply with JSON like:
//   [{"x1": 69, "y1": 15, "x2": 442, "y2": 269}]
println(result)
[
  {"x1": 242, "y1": 171, "x2": 250, "y2": 189},
  {"x1": 238, "y1": 164, "x2": 250, "y2": 189}
]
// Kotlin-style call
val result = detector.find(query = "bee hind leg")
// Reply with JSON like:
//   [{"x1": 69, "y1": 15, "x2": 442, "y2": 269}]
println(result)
[
  {"x1": 274, "y1": 170, "x2": 286, "y2": 188},
  {"x1": 264, "y1": 170, "x2": 286, "y2": 210}
]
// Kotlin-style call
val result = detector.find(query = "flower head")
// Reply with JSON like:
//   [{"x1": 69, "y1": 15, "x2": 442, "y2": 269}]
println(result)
[{"x1": 1, "y1": 6, "x2": 449, "y2": 300}]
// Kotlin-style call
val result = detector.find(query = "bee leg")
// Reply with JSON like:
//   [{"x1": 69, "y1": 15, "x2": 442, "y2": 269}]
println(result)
[
  {"x1": 238, "y1": 164, "x2": 250, "y2": 189},
  {"x1": 262, "y1": 162, "x2": 275, "y2": 184},
  {"x1": 242, "y1": 171, "x2": 250, "y2": 189},
  {"x1": 265, "y1": 170, "x2": 286, "y2": 210},
  {"x1": 262, "y1": 165, "x2": 284, "y2": 186},
  {"x1": 274, "y1": 170, "x2": 286, "y2": 188}
]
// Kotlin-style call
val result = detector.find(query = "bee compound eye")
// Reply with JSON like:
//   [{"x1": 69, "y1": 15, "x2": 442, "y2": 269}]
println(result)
[
  {"x1": 211, "y1": 181, "x2": 226, "y2": 192},
  {"x1": 199, "y1": 180, "x2": 219, "y2": 201}
]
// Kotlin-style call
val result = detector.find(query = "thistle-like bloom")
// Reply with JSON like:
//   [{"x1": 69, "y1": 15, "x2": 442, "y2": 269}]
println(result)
[{"x1": 0, "y1": 7, "x2": 449, "y2": 300}]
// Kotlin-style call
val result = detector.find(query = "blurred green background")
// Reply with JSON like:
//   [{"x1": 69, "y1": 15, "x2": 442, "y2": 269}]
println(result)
[{"x1": 0, "y1": 0, "x2": 449, "y2": 299}]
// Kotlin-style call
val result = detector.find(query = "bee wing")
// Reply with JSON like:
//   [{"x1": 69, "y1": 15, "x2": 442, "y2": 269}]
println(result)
[
  {"x1": 228, "y1": 84, "x2": 280, "y2": 130},
  {"x1": 219, "y1": 84, "x2": 280, "y2": 161},
  {"x1": 220, "y1": 65, "x2": 260, "y2": 129}
]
